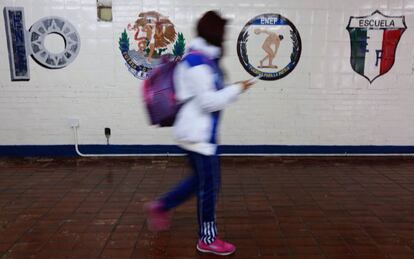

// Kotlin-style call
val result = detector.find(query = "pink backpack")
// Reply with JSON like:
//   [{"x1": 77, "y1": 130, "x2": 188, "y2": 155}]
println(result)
[
  {"x1": 142, "y1": 59, "x2": 180, "y2": 127},
  {"x1": 142, "y1": 51, "x2": 210, "y2": 127}
]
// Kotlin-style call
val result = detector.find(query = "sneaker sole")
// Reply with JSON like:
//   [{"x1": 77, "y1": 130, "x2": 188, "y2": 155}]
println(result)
[{"x1": 196, "y1": 244, "x2": 235, "y2": 256}]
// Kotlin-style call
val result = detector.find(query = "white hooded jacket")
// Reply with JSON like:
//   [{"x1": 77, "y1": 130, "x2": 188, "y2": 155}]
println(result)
[{"x1": 173, "y1": 37, "x2": 243, "y2": 155}]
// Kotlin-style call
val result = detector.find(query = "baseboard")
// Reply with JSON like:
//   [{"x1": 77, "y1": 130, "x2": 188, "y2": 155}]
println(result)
[{"x1": 0, "y1": 145, "x2": 414, "y2": 157}]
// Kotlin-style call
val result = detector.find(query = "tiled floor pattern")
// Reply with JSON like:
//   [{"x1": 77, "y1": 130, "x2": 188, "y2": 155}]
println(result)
[{"x1": 0, "y1": 156, "x2": 414, "y2": 259}]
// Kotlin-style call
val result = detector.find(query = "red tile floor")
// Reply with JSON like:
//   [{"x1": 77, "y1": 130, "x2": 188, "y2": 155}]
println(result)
[{"x1": 1, "y1": 156, "x2": 414, "y2": 258}]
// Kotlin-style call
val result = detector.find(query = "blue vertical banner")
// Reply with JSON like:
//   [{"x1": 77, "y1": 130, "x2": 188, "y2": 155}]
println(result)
[
  {"x1": 3, "y1": 7, "x2": 81, "y2": 81},
  {"x1": 3, "y1": 7, "x2": 30, "y2": 81}
]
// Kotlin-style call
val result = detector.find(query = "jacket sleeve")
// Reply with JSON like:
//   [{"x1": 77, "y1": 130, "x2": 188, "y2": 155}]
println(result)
[{"x1": 186, "y1": 64, "x2": 243, "y2": 113}]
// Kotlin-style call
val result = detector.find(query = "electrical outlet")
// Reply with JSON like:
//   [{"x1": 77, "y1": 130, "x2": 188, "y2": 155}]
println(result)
[{"x1": 68, "y1": 118, "x2": 80, "y2": 128}]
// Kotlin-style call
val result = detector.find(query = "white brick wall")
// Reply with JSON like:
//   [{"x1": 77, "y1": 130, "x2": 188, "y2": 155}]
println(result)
[{"x1": 1, "y1": 0, "x2": 414, "y2": 146}]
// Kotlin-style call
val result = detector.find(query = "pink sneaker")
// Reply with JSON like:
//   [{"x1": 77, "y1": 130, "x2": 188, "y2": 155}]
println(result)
[
  {"x1": 196, "y1": 238, "x2": 236, "y2": 256},
  {"x1": 143, "y1": 200, "x2": 171, "y2": 232}
]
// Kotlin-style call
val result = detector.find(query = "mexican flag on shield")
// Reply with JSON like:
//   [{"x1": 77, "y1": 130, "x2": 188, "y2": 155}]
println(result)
[{"x1": 346, "y1": 10, "x2": 406, "y2": 83}]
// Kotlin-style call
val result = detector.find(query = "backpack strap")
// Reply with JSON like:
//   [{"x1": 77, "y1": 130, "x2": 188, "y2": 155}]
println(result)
[{"x1": 183, "y1": 49, "x2": 215, "y2": 68}]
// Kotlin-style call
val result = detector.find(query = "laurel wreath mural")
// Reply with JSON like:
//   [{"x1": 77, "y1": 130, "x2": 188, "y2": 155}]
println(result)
[
  {"x1": 290, "y1": 29, "x2": 300, "y2": 64},
  {"x1": 239, "y1": 30, "x2": 250, "y2": 65}
]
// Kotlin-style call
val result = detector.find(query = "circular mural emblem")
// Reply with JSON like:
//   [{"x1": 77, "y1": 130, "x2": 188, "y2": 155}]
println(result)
[
  {"x1": 119, "y1": 11, "x2": 186, "y2": 80},
  {"x1": 237, "y1": 13, "x2": 302, "y2": 81},
  {"x1": 29, "y1": 16, "x2": 80, "y2": 69}
]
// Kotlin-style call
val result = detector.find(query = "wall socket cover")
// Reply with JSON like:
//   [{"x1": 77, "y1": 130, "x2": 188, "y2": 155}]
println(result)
[{"x1": 68, "y1": 118, "x2": 80, "y2": 127}]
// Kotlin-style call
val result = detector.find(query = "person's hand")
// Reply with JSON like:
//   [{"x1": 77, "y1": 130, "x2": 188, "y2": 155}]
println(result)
[{"x1": 240, "y1": 78, "x2": 257, "y2": 92}]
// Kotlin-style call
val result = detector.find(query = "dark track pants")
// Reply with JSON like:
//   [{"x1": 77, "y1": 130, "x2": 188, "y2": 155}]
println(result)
[{"x1": 160, "y1": 151, "x2": 220, "y2": 244}]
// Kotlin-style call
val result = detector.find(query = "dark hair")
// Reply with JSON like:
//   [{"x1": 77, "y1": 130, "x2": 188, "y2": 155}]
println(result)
[{"x1": 197, "y1": 11, "x2": 227, "y2": 47}]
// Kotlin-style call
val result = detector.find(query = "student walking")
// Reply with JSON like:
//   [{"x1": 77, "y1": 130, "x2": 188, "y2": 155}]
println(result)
[{"x1": 144, "y1": 10, "x2": 256, "y2": 256}]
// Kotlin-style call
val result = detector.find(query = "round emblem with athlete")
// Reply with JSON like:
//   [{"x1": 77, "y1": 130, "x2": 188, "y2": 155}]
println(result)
[{"x1": 237, "y1": 13, "x2": 302, "y2": 81}]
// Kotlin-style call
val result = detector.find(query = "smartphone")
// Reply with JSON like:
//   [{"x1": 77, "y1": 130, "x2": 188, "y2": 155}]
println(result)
[{"x1": 248, "y1": 75, "x2": 262, "y2": 84}]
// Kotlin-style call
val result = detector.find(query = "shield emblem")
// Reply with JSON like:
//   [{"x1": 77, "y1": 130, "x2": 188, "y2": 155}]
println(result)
[{"x1": 346, "y1": 10, "x2": 406, "y2": 83}]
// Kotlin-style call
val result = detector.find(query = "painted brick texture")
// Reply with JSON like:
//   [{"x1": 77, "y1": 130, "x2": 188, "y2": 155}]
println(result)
[{"x1": 0, "y1": 0, "x2": 413, "y2": 146}]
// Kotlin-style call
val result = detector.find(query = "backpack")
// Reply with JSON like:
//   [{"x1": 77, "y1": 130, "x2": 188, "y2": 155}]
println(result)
[
  {"x1": 142, "y1": 59, "x2": 180, "y2": 127},
  {"x1": 142, "y1": 51, "x2": 210, "y2": 127}
]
